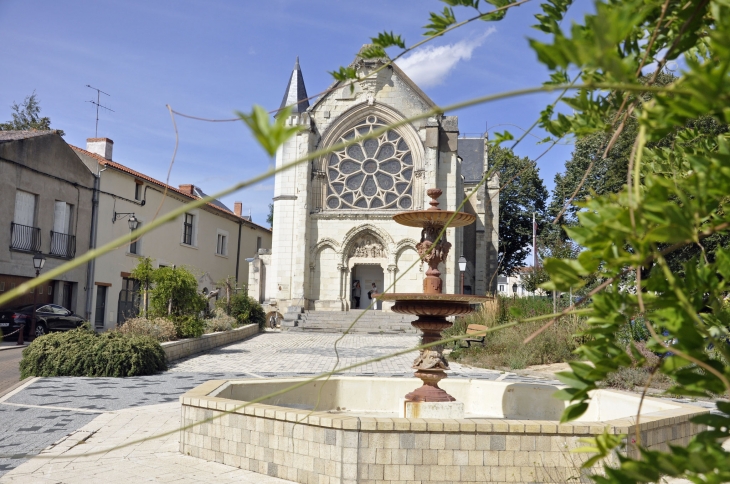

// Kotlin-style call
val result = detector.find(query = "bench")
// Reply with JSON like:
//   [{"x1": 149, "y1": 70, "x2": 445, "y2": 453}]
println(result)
[{"x1": 463, "y1": 324, "x2": 488, "y2": 347}]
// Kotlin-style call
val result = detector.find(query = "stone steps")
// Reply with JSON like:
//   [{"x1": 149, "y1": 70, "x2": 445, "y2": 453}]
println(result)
[{"x1": 283, "y1": 310, "x2": 419, "y2": 334}]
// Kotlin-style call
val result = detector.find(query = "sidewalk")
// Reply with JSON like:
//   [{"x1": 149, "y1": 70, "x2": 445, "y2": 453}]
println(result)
[{"x1": 1, "y1": 402, "x2": 293, "y2": 483}]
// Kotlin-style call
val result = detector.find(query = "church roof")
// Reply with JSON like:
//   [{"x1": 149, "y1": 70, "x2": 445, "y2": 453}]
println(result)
[
  {"x1": 458, "y1": 137, "x2": 486, "y2": 183},
  {"x1": 278, "y1": 56, "x2": 310, "y2": 114}
]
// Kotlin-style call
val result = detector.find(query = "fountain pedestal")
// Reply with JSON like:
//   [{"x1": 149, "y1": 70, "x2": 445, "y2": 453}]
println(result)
[{"x1": 380, "y1": 188, "x2": 491, "y2": 418}]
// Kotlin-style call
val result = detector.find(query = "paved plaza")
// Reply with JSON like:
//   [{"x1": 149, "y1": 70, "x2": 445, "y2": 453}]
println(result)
[{"x1": 0, "y1": 331, "x2": 719, "y2": 482}]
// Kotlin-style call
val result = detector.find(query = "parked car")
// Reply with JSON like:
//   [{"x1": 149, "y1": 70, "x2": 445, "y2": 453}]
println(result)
[{"x1": 0, "y1": 304, "x2": 86, "y2": 338}]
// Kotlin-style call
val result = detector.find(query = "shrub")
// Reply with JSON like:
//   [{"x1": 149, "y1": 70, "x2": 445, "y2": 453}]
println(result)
[
  {"x1": 447, "y1": 296, "x2": 587, "y2": 369},
  {"x1": 20, "y1": 327, "x2": 166, "y2": 378},
  {"x1": 205, "y1": 309, "x2": 237, "y2": 333},
  {"x1": 117, "y1": 317, "x2": 177, "y2": 342},
  {"x1": 216, "y1": 293, "x2": 265, "y2": 329},
  {"x1": 172, "y1": 315, "x2": 205, "y2": 339},
  {"x1": 148, "y1": 265, "x2": 207, "y2": 319}
]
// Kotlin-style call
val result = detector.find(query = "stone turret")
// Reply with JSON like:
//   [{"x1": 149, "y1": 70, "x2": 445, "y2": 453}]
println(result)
[{"x1": 278, "y1": 56, "x2": 309, "y2": 114}]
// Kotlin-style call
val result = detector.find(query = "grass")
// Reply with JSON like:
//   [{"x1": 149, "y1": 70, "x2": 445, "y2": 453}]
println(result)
[{"x1": 445, "y1": 296, "x2": 588, "y2": 370}]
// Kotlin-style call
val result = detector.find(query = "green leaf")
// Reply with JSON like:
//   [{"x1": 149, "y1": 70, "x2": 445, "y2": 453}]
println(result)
[
  {"x1": 370, "y1": 31, "x2": 406, "y2": 49},
  {"x1": 424, "y1": 7, "x2": 457, "y2": 36},
  {"x1": 329, "y1": 66, "x2": 358, "y2": 83},
  {"x1": 561, "y1": 402, "x2": 588, "y2": 422},
  {"x1": 236, "y1": 105, "x2": 305, "y2": 157}
]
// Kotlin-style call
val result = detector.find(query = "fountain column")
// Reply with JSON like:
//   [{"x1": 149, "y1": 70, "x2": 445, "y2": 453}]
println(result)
[{"x1": 381, "y1": 188, "x2": 490, "y2": 418}]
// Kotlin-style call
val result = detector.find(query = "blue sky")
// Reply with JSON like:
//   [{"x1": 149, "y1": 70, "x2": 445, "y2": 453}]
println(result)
[{"x1": 0, "y1": 0, "x2": 593, "y2": 226}]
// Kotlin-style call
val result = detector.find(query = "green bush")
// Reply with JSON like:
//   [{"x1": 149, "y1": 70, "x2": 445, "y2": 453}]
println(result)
[
  {"x1": 116, "y1": 317, "x2": 177, "y2": 342},
  {"x1": 205, "y1": 309, "x2": 237, "y2": 333},
  {"x1": 20, "y1": 327, "x2": 166, "y2": 378},
  {"x1": 447, "y1": 296, "x2": 587, "y2": 369},
  {"x1": 172, "y1": 315, "x2": 205, "y2": 339},
  {"x1": 147, "y1": 265, "x2": 207, "y2": 319},
  {"x1": 216, "y1": 293, "x2": 265, "y2": 329}
]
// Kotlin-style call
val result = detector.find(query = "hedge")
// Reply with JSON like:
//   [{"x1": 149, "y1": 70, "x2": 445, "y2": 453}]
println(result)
[{"x1": 20, "y1": 327, "x2": 167, "y2": 378}]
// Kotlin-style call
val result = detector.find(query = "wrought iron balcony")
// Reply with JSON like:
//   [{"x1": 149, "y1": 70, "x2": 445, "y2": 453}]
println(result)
[
  {"x1": 10, "y1": 223, "x2": 41, "y2": 252},
  {"x1": 50, "y1": 231, "x2": 76, "y2": 258}
]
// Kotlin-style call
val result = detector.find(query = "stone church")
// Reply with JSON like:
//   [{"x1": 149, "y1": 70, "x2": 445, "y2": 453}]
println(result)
[{"x1": 248, "y1": 49, "x2": 499, "y2": 314}]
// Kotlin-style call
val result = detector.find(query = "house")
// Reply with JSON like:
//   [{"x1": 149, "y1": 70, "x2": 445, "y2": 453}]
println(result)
[
  {"x1": 73, "y1": 138, "x2": 272, "y2": 329},
  {"x1": 0, "y1": 131, "x2": 95, "y2": 316},
  {"x1": 496, "y1": 266, "x2": 546, "y2": 297}
]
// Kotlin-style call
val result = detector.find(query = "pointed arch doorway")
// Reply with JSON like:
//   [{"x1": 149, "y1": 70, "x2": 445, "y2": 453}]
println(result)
[{"x1": 351, "y1": 264, "x2": 384, "y2": 310}]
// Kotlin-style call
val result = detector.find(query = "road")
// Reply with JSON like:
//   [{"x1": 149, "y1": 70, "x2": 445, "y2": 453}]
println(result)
[{"x1": 0, "y1": 347, "x2": 23, "y2": 396}]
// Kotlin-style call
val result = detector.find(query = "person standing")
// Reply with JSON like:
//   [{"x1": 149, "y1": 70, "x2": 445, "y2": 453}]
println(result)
[
  {"x1": 352, "y1": 281, "x2": 361, "y2": 308},
  {"x1": 371, "y1": 282, "x2": 379, "y2": 310}
]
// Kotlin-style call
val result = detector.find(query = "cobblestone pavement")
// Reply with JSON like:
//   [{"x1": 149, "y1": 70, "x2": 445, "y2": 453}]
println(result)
[
  {"x1": 1, "y1": 402, "x2": 292, "y2": 484},
  {"x1": 0, "y1": 331, "x2": 719, "y2": 480}
]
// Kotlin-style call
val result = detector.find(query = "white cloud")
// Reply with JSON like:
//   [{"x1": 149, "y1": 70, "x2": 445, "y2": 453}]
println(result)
[{"x1": 396, "y1": 28, "x2": 495, "y2": 87}]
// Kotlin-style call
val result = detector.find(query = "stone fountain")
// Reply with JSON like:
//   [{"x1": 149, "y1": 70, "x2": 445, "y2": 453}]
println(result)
[
  {"x1": 180, "y1": 188, "x2": 708, "y2": 483},
  {"x1": 380, "y1": 187, "x2": 489, "y2": 418}
]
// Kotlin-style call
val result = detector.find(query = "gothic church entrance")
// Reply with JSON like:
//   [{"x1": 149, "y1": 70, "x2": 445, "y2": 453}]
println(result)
[{"x1": 351, "y1": 265, "x2": 383, "y2": 310}]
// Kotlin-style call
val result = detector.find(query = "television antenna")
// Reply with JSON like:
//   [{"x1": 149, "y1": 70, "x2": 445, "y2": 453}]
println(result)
[{"x1": 86, "y1": 85, "x2": 114, "y2": 137}]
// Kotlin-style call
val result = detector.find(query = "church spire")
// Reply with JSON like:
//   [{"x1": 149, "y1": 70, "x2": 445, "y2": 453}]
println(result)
[{"x1": 279, "y1": 56, "x2": 309, "y2": 114}]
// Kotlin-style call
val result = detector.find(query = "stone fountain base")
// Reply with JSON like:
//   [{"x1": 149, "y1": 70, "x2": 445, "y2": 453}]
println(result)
[
  {"x1": 401, "y1": 400, "x2": 464, "y2": 419},
  {"x1": 180, "y1": 377, "x2": 708, "y2": 484}
]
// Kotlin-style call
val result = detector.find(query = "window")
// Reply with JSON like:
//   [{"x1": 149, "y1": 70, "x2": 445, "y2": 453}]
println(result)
[
  {"x1": 216, "y1": 233, "x2": 227, "y2": 256},
  {"x1": 51, "y1": 201, "x2": 75, "y2": 257},
  {"x1": 0, "y1": 282, "x2": 4, "y2": 292},
  {"x1": 130, "y1": 221, "x2": 141, "y2": 254},
  {"x1": 14, "y1": 190, "x2": 36, "y2": 226},
  {"x1": 135, "y1": 182, "x2": 143, "y2": 201},
  {"x1": 499, "y1": 284, "x2": 504, "y2": 292},
  {"x1": 53, "y1": 201, "x2": 73, "y2": 235},
  {"x1": 95, "y1": 286, "x2": 107, "y2": 329},
  {"x1": 183, "y1": 213, "x2": 194, "y2": 245},
  {"x1": 256, "y1": 236, "x2": 262, "y2": 251},
  {"x1": 324, "y1": 115, "x2": 413, "y2": 210}
]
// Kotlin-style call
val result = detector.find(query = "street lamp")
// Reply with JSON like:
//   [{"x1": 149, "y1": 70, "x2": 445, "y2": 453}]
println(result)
[
  {"x1": 112, "y1": 211, "x2": 138, "y2": 229},
  {"x1": 458, "y1": 255, "x2": 467, "y2": 295},
  {"x1": 512, "y1": 282, "x2": 518, "y2": 300},
  {"x1": 28, "y1": 253, "x2": 46, "y2": 342}
]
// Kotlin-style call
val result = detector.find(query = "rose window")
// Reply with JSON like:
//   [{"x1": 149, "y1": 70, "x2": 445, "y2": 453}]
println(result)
[{"x1": 325, "y1": 116, "x2": 413, "y2": 210}]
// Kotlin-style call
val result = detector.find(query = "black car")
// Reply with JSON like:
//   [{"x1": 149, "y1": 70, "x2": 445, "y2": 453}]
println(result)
[{"x1": 0, "y1": 304, "x2": 86, "y2": 338}]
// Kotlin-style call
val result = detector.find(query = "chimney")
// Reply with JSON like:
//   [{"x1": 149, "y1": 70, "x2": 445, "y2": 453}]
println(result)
[
  {"x1": 234, "y1": 202, "x2": 242, "y2": 217},
  {"x1": 179, "y1": 184, "x2": 194, "y2": 195},
  {"x1": 86, "y1": 138, "x2": 113, "y2": 160}
]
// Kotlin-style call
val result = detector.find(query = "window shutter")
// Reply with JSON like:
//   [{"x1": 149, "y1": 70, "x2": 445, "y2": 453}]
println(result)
[
  {"x1": 14, "y1": 190, "x2": 36, "y2": 226},
  {"x1": 54, "y1": 201, "x2": 70, "y2": 234}
]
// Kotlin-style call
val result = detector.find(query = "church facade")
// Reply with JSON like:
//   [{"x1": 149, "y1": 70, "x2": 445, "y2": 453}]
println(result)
[{"x1": 248, "y1": 50, "x2": 499, "y2": 314}]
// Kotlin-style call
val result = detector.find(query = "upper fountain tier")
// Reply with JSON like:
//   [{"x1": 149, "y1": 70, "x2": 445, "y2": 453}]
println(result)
[{"x1": 392, "y1": 188, "x2": 475, "y2": 228}]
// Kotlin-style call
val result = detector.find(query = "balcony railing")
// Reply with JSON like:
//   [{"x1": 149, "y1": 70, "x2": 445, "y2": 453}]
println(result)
[
  {"x1": 10, "y1": 223, "x2": 41, "y2": 252},
  {"x1": 50, "y1": 231, "x2": 76, "y2": 258}
]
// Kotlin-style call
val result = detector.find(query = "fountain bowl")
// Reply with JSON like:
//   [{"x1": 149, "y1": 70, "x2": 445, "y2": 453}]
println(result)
[{"x1": 180, "y1": 377, "x2": 708, "y2": 483}]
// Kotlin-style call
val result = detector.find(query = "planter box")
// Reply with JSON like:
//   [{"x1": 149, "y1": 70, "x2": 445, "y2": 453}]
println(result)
[{"x1": 161, "y1": 324, "x2": 259, "y2": 362}]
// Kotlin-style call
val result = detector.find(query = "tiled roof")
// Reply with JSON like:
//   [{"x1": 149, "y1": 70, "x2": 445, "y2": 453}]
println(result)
[
  {"x1": 70, "y1": 145, "x2": 270, "y2": 232},
  {"x1": 0, "y1": 130, "x2": 58, "y2": 142}
]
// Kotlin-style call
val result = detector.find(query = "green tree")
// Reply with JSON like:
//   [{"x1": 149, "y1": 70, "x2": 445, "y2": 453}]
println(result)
[
  {"x1": 492, "y1": 146, "x2": 548, "y2": 275},
  {"x1": 266, "y1": 202, "x2": 274, "y2": 226},
  {"x1": 131, "y1": 257, "x2": 155, "y2": 318},
  {"x1": 148, "y1": 265, "x2": 205, "y2": 318},
  {"x1": 0, "y1": 91, "x2": 64, "y2": 135}
]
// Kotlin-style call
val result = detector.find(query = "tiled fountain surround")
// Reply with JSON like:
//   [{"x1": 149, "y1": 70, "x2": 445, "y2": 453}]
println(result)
[{"x1": 180, "y1": 378, "x2": 708, "y2": 484}]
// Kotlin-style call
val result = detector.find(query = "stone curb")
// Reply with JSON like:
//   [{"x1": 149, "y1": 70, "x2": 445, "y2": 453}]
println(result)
[{"x1": 162, "y1": 324, "x2": 259, "y2": 362}]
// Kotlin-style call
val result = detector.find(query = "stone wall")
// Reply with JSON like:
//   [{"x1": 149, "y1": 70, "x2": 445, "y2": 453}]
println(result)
[
  {"x1": 180, "y1": 382, "x2": 707, "y2": 484},
  {"x1": 162, "y1": 324, "x2": 258, "y2": 362}
]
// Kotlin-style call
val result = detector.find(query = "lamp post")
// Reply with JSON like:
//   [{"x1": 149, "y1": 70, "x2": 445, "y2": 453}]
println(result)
[
  {"x1": 512, "y1": 282, "x2": 518, "y2": 301},
  {"x1": 458, "y1": 255, "x2": 467, "y2": 295},
  {"x1": 28, "y1": 253, "x2": 46, "y2": 341}
]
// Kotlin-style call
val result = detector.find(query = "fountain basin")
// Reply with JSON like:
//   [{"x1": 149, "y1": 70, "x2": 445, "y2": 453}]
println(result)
[{"x1": 180, "y1": 377, "x2": 707, "y2": 483}]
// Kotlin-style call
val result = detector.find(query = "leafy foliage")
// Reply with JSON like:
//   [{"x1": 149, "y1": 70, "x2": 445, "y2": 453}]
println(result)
[
  {"x1": 267, "y1": 202, "x2": 274, "y2": 226},
  {"x1": 116, "y1": 316, "x2": 177, "y2": 342},
  {"x1": 20, "y1": 327, "x2": 166, "y2": 378},
  {"x1": 237, "y1": 105, "x2": 305, "y2": 156},
  {"x1": 216, "y1": 292, "x2": 265, "y2": 329},
  {"x1": 491, "y1": 146, "x2": 548, "y2": 275},
  {"x1": 0, "y1": 91, "x2": 65, "y2": 135}
]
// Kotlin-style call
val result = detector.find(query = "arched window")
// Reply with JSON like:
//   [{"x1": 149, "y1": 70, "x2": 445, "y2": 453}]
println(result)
[{"x1": 325, "y1": 115, "x2": 413, "y2": 210}]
